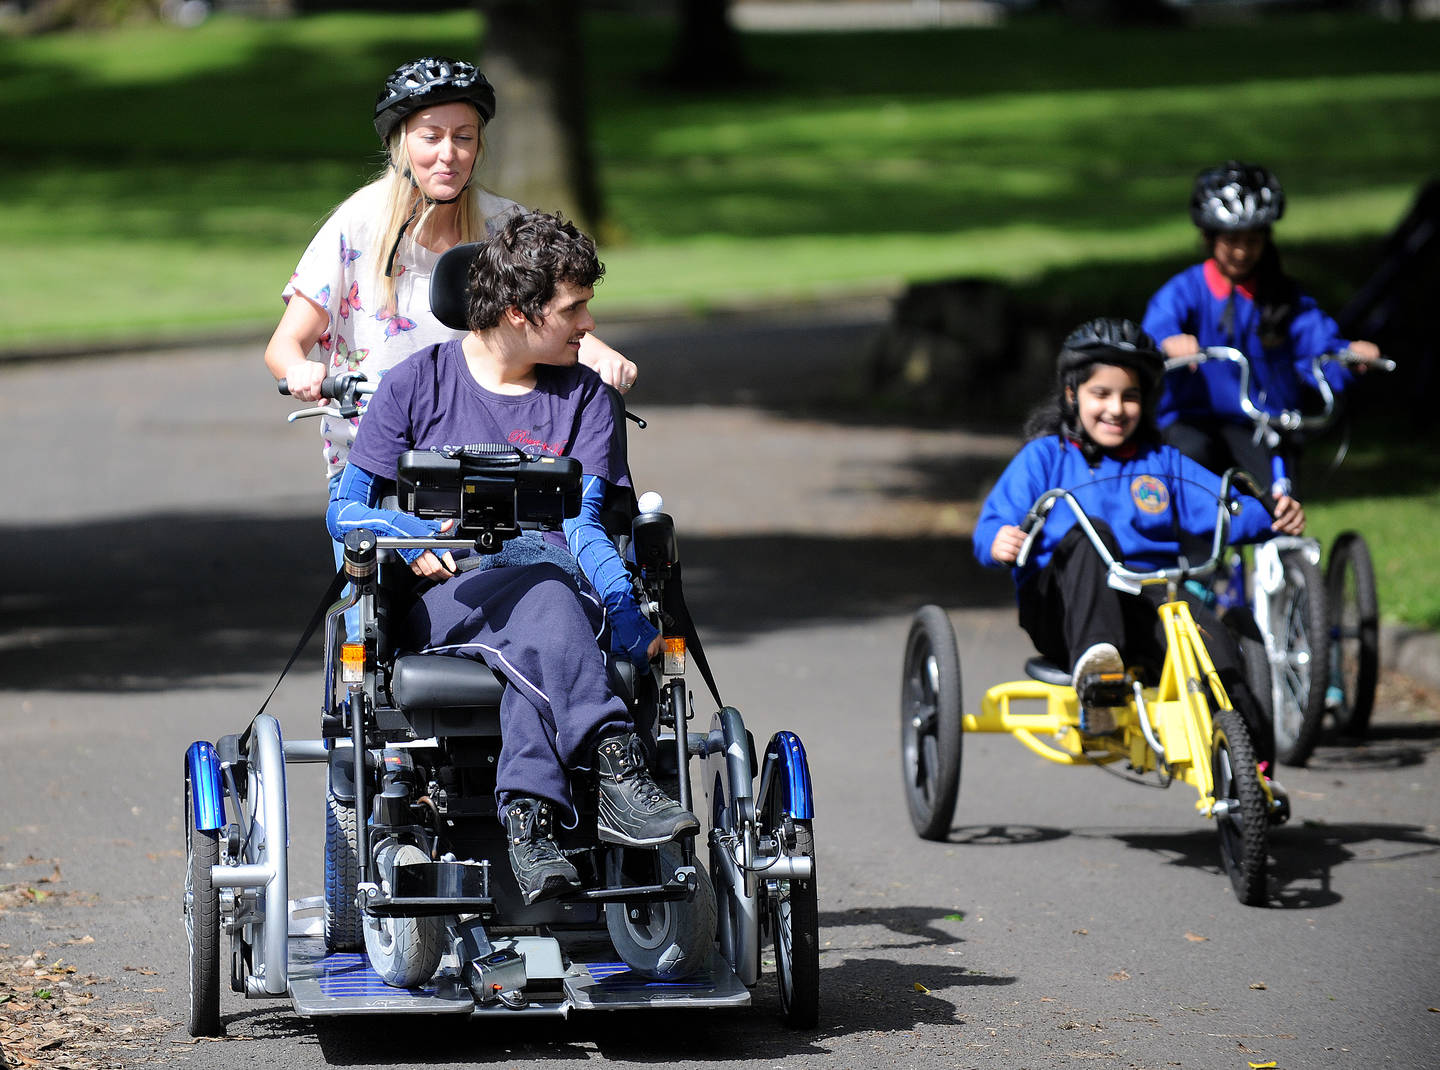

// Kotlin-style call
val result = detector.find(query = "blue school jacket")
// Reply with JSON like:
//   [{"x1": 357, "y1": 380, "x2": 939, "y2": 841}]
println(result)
[
  {"x1": 1143, "y1": 260, "x2": 1355, "y2": 427},
  {"x1": 973, "y1": 435, "x2": 1274, "y2": 592}
]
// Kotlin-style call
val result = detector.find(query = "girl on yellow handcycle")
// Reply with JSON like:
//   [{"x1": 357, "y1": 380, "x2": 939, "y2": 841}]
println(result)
[
  {"x1": 977, "y1": 318, "x2": 1304, "y2": 758},
  {"x1": 899, "y1": 318, "x2": 1303, "y2": 905}
]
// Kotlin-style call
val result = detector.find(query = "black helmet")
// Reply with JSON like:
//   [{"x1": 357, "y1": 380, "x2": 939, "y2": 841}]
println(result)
[
  {"x1": 1058, "y1": 317, "x2": 1164, "y2": 394},
  {"x1": 1189, "y1": 160, "x2": 1285, "y2": 231},
  {"x1": 374, "y1": 56, "x2": 496, "y2": 142}
]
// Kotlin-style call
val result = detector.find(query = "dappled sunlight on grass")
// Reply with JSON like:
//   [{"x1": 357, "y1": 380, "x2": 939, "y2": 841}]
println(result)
[{"x1": 3, "y1": 10, "x2": 1438, "y2": 346}]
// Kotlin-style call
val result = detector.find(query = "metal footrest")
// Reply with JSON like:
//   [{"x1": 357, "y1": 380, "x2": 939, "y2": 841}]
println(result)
[{"x1": 564, "y1": 951, "x2": 751, "y2": 1011}]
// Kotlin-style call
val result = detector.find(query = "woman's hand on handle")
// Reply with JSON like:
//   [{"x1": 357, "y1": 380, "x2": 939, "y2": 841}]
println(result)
[
  {"x1": 990, "y1": 524, "x2": 1027, "y2": 566},
  {"x1": 1271, "y1": 494, "x2": 1306, "y2": 537},
  {"x1": 282, "y1": 360, "x2": 327, "y2": 402}
]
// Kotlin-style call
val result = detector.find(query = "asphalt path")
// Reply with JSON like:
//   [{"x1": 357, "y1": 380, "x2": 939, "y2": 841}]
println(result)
[{"x1": 2, "y1": 311, "x2": 1438, "y2": 1070}]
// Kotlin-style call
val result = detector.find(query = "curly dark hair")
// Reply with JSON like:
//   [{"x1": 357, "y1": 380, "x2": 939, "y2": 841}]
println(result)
[{"x1": 465, "y1": 210, "x2": 605, "y2": 331}]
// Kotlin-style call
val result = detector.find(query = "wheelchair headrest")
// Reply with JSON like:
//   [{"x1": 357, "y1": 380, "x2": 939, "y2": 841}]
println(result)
[{"x1": 430, "y1": 242, "x2": 483, "y2": 332}]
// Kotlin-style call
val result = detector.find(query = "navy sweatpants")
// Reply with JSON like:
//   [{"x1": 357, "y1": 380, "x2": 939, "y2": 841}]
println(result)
[{"x1": 402, "y1": 562, "x2": 632, "y2": 814}]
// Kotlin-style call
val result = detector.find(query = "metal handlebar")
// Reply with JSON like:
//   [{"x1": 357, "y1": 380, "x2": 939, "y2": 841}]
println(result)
[
  {"x1": 277, "y1": 371, "x2": 378, "y2": 422},
  {"x1": 1014, "y1": 469, "x2": 1264, "y2": 594},
  {"x1": 1162, "y1": 345, "x2": 1393, "y2": 438}
]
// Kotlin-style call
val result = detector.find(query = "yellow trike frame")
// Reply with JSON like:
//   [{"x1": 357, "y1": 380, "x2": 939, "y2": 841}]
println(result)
[
  {"x1": 967, "y1": 598, "x2": 1240, "y2": 819},
  {"x1": 900, "y1": 473, "x2": 1288, "y2": 907}
]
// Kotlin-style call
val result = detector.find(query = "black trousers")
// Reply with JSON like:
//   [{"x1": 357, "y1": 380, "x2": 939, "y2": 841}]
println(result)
[
  {"x1": 1018, "y1": 522, "x2": 1273, "y2": 764},
  {"x1": 1162, "y1": 418, "x2": 1298, "y2": 495}
]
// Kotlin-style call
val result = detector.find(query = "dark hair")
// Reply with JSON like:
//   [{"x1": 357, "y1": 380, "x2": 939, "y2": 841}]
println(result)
[
  {"x1": 465, "y1": 211, "x2": 604, "y2": 331},
  {"x1": 1023, "y1": 317, "x2": 1164, "y2": 464}
]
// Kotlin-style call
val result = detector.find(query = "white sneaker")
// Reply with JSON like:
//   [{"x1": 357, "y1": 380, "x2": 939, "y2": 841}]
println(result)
[{"x1": 1071, "y1": 642, "x2": 1124, "y2": 693}]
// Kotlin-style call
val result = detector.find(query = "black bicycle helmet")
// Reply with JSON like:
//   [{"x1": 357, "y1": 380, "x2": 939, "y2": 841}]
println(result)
[
  {"x1": 1058, "y1": 317, "x2": 1164, "y2": 395},
  {"x1": 373, "y1": 56, "x2": 496, "y2": 142},
  {"x1": 1189, "y1": 160, "x2": 1285, "y2": 231}
]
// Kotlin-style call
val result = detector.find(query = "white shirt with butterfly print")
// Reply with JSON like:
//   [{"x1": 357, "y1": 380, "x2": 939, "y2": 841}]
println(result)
[{"x1": 282, "y1": 181, "x2": 521, "y2": 480}]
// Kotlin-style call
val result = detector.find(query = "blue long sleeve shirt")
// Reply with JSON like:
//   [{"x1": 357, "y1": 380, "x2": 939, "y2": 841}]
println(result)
[
  {"x1": 973, "y1": 435, "x2": 1275, "y2": 594},
  {"x1": 1143, "y1": 259, "x2": 1355, "y2": 427}
]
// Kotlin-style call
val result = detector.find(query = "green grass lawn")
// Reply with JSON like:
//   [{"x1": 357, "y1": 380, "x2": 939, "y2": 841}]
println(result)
[{"x1": 2, "y1": 8, "x2": 1437, "y2": 627}]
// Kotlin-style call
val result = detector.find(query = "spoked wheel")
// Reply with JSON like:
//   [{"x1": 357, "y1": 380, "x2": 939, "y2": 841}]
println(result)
[
  {"x1": 1271, "y1": 549, "x2": 1330, "y2": 767},
  {"x1": 606, "y1": 842, "x2": 717, "y2": 980},
  {"x1": 363, "y1": 843, "x2": 446, "y2": 987},
  {"x1": 183, "y1": 770, "x2": 222, "y2": 1036},
  {"x1": 1326, "y1": 531, "x2": 1380, "y2": 737},
  {"x1": 900, "y1": 605, "x2": 962, "y2": 841},
  {"x1": 324, "y1": 781, "x2": 363, "y2": 951},
  {"x1": 1211, "y1": 709, "x2": 1269, "y2": 907},
  {"x1": 761, "y1": 780, "x2": 819, "y2": 1029}
]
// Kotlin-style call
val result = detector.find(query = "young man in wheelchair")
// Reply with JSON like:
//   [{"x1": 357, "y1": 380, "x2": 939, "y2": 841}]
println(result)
[{"x1": 326, "y1": 209, "x2": 697, "y2": 905}]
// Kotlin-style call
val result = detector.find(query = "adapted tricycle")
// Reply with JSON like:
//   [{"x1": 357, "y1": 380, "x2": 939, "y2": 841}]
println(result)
[
  {"x1": 183, "y1": 375, "x2": 819, "y2": 1035},
  {"x1": 1162, "y1": 346, "x2": 1394, "y2": 764},
  {"x1": 900, "y1": 470, "x2": 1290, "y2": 906}
]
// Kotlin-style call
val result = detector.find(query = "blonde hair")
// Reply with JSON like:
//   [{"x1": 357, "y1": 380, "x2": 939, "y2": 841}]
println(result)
[{"x1": 371, "y1": 113, "x2": 489, "y2": 316}]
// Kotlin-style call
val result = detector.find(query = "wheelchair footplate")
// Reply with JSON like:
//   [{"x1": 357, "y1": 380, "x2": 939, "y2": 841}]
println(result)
[{"x1": 284, "y1": 899, "x2": 750, "y2": 1018}]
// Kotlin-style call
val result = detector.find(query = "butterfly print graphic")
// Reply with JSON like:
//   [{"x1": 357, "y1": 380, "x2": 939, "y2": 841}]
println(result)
[
  {"x1": 339, "y1": 282, "x2": 362, "y2": 320},
  {"x1": 331, "y1": 337, "x2": 370, "y2": 372},
  {"x1": 376, "y1": 307, "x2": 417, "y2": 338}
]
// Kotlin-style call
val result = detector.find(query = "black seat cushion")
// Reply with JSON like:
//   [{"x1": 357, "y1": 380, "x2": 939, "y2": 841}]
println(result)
[
  {"x1": 1024, "y1": 656, "x2": 1072, "y2": 687},
  {"x1": 391, "y1": 653, "x2": 504, "y2": 737},
  {"x1": 390, "y1": 652, "x2": 642, "y2": 738}
]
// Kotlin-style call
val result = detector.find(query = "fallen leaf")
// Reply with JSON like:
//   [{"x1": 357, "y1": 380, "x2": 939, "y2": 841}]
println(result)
[
  {"x1": 122, "y1": 967, "x2": 158, "y2": 976},
  {"x1": 1249, "y1": 982, "x2": 1268, "y2": 990},
  {"x1": 1184, "y1": 932, "x2": 1208, "y2": 942},
  {"x1": 1108, "y1": 970, "x2": 1130, "y2": 982},
  {"x1": 1073, "y1": 928, "x2": 1089, "y2": 936},
  {"x1": 1248, "y1": 1063, "x2": 1277, "y2": 1069},
  {"x1": 943, "y1": 913, "x2": 964, "y2": 922},
  {"x1": 913, "y1": 982, "x2": 930, "y2": 994}
]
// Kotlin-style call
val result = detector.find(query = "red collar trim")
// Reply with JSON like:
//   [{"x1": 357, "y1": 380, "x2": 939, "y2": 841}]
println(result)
[
  {"x1": 1204, "y1": 258, "x2": 1255, "y2": 301},
  {"x1": 1065, "y1": 435, "x2": 1138, "y2": 460}
]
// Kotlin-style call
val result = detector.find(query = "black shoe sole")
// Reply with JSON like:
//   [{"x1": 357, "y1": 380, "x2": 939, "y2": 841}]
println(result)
[
  {"x1": 519, "y1": 872, "x2": 583, "y2": 906},
  {"x1": 595, "y1": 819, "x2": 700, "y2": 848}
]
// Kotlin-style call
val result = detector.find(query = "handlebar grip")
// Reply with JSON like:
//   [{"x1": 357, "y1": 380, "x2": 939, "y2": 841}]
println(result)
[{"x1": 278, "y1": 372, "x2": 367, "y2": 401}]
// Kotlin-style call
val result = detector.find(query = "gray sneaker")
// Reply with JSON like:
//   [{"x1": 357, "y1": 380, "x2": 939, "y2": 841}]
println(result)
[
  {"x1": 503, "y1": 798, "x2": 582, "y2": 905},
  {"x1": 594, "y1": 732, "x2": 699, "y2": 847}
]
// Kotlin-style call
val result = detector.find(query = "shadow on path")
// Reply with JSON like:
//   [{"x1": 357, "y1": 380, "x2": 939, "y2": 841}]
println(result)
[{"x1": 0, "y1": 512, "x2": 1011, "y2": 693}]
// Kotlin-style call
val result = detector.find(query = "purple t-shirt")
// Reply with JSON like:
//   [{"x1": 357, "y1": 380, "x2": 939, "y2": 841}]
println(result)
[{"x1": 348, "y1": 338, "x2": 627, "y2": 487}]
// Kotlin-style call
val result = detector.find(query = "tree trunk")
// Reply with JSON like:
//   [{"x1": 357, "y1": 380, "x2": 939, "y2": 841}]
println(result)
[
  {"x1": 476, "y1": 0, "x2": 602, "y2": 230},
  {"x1": 663, "y1": 0, "x2": 747, "y2": 88}
]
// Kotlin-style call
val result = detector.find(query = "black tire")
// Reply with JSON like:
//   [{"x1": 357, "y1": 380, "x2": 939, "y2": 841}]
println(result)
[
  {"x1": 769, "y1": 821, "x2": 819, "y2": 1029},
  {"x1": 1271, "y1": 549, "x2": 1330, "y2": 767},
  {"x1": 606, "y1": 842, "x2": 717, "y2": 980},
  {"x1": 363, "y1": 843, "x2": 446, "y2": 987},
  {"x1": 1326, "y1": 531, "x2": 1380, "y2": 737},
  {"x1": 900, "y1": 605, "x2": 962, "y2": 841},
  {"x1": 1222, "y1": 607, "x2": 1274, "y2": 767},
  {"x1": 184, "y1": 771, "x2": 222, "y2": 1037},
  {"x1": 1211, "y1": 709, "x2": 1269, "y2": 907},
  {"x1": 324, "y1": 786, "x2": 363, "y2": 951}
]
